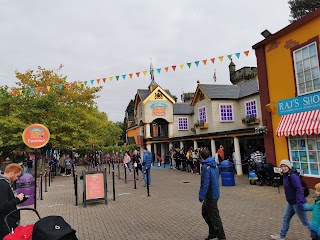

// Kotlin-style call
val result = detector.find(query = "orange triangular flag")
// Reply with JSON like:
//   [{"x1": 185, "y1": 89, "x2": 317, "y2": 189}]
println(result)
[
  {"x1": 218, "y1": 56, "x2": 224, "y2": 62},
  {"x1": 35, "y1": 87, "x2": 39, "y2": 92},
  {"x1": 172, "y1": 66, "x2": 176, "y2": 71},
  {"x1": 136, "y1": 72, "x2": 140, "y2": 77},
  {"x1": 102, "y1": 78, "x2": 106, "y2": 83},
  {"x1": 244, "y1": 50, "x2": 250, "y2": 56},
  {"x1": 164, "y1": 67, "x2": 169, "y2": 72},
  {"x1": 143, "y1": 71, "x2": 147, "y2": 76},
  {"x1": 179, "y1": 64, "x2": 184, "y2": 69},
  {"x1": 210, "y1": 58, "x2": 215, "y2": 64},
  {"x1": 96, "y1": 79, "x2": 101, "y2": 84},
  {"x1": 202, "y1": 60, "x2": 207, "y2": 65},
  {"x1": 129, "y1": 73, "x2": 133, "y2": 79},
  {"x1": 65, "y1": 83, "x2": 69, "y2": 89},
  {"x1": 109, "y1": 77, "x2": 113, "y2": 82}
]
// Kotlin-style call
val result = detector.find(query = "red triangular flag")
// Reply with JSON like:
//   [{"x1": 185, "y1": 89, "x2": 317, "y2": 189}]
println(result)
[
  {"x1": 102, "y1": 78, "x2": 106, "y2": 83},
  {"x1": 210, "y1": 58, "x2": 215, "y2": 64},
  {"x1": 136, "y1": 72, "x2": 140, "y2": 77},
  {"x1": 172, "y1": 66, "x2": 176, "y2": 71}
]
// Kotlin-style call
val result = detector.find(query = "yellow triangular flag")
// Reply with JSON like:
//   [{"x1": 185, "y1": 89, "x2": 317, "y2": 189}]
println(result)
[
  {"x1": 179, "y1": 64, "x2": 184, "y2": 69},
  {"x1": 109, "y1": 77, "x2": 113, "y2": 82},
  {"x1": 143, "y1": 71, "x2": 147, "y2": 76},
  {"x1": 77, "y1": 82, "x2": 82, "y2": 87},
  {"x1": 219, "y1": 56, "x2": 224, "y2": 62},
  {"x1": 47, "y1": 86, "x2": 51, "y2": 92},
  {"x1": 19, "y1": 89, "x2": 23, "y2": 95}
]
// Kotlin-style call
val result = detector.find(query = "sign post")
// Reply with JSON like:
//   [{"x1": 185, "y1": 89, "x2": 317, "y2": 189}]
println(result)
[{"x1": 22, "y1": 124, "x2": 50, "y2": 209}]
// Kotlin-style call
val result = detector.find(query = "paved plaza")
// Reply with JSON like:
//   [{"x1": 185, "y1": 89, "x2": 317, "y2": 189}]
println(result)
[{"x1": 20, "y1": 165, "x2": 313, "y2": 240}]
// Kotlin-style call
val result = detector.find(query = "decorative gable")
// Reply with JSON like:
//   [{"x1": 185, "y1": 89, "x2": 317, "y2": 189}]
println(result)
[{"x1": 142, "y1": 86, "x2": 175, "y2": 104}]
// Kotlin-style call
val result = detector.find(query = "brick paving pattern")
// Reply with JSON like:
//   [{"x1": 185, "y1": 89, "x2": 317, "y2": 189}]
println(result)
[{"x1": 20, "y1": 165, "x2": 313, "y2": 239}]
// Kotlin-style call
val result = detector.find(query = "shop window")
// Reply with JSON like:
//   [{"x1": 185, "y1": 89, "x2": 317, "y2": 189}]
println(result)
[
  {"x1": 245, "y1": 100, "x2": 257, "y2": 117},
  {"x1": 289, "y1": 134, "x2": 320, "y2": 177},
  {"x1": 219, "y1": 103, "x2": 233, "y2": 122},
  {"x1": 199, "y1": 106, "x2": 207, "y2": 123},
  {"x1": 293, "y1": 42, "x2": 320, "y2": 95},
  {"x1": 178, "y1": 117, "x2": 188, "y2": 130}
]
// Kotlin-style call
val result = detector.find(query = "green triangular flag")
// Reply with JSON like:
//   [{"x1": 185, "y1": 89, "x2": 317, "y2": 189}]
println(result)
[
  {"x1": 116, "y1": 76, "x2": 119, "y2": 81},
  {"x1": 227, "y1": 54, "x2": 232, "y2": 60},
  {"x1": 187, "y1": 63, "x2": 191, "y2": 68}
]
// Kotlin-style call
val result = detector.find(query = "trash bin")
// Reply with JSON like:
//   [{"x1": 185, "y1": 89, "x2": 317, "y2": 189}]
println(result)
[
  {"x1": 220, "y1": 160, "x2": 235, "y2": 186},
  {"x1": 16, "y1": 173, "x2": 35, "y2": 206}
]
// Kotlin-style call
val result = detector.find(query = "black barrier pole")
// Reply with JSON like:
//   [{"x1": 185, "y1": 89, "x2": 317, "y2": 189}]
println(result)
[
  {"x1": 117, "y1": 161, "x2": 120, "y2": 180},
  {"x1": 48, "y1": 169, "x2": 51, "y2": 187},
  {"x1": 133, "y1": 166, "x2": 137, "y2": 189},
  {"x1": 124, "y1": 167, "x2": 127, "y2": 184},
  {"x1": 164, "y1": 159, "x2": 165, "y2": 168},
  {"x1": 104, "y1": 167, "x2": 108, "y2": 192},
  {"x1": 112, "y1": 161, "x2": 115, "y2": 201},
  {"x1": 44, "y1": 169, "x2": 47, "y2": 192},
  {"x1": 146, "y1": 167, "x2": 150, "y2": 197},
  {"x1": 34, "y1": 150, "x2": 38, "y2": 209},
  {"x1": 40, "y1": 172, "x2": 43, "y2": 200},
  {"x1": 72, "y1": 164, "x2": 76, "y2": 189},
  {"x1": 75, "y1": 173, "x2": 78, "y2": 206},
  {"x1": 108, "y1": 161, "x2": 111, "y2": 174}
]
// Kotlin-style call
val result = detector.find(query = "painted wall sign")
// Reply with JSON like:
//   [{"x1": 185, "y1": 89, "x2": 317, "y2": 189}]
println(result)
[
  {"x1": 150, "y1": 102, "x2": 167, "y2": 116},
  {"x1": 278, "y1": 91, "x2": 320, "y2": 116},
  {"x1": 22, "y1": 124, "x2": 50, "y2": 148}
]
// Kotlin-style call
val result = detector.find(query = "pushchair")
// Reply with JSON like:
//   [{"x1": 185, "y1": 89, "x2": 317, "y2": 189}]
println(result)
[
  {"x1": 248, "y1": 152, "x2": 279, "y2": 187},
  {"x1": 4, "y1": 207, "x2": 78, "y2": 240}
]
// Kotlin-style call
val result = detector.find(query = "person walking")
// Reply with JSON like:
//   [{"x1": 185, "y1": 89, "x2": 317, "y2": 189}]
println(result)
[
  {"x1": 199, "y1": 149, "x2": 226, "y2": 240},
  {"x1": 132, "y1": 150, "x2": 142, "y2": 177},
  {"x1": 142, "y1": 147, "x2": 153, "y2": 186},
  {"x1": 0, "y1": 163, "x2": 27, "y2": 239},
  {"x1": 270, "y1": 159, "x2": 311, "y2": 239},
  {"x1": 123, "y1": 151, "x2": 132, "y2": 175},
  {"x1": 217, "y1": 145, "x2": 224, "y2": 163},
  {"x1": 304, "y1": 183, "x2": 320, "y2": 240}
]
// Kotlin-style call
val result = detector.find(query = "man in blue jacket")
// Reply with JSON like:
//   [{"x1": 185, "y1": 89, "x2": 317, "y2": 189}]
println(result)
[
  {"x1": 142, "y1": 147, "x2": 153, "y2": 186},
  {"x1": 199, "y1": 149, "x2": 226, "y2": 240}
]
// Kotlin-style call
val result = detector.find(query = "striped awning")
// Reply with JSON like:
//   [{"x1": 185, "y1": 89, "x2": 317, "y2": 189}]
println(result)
[{"x1": 276, "y1": 110, "x2": 320, "y2": 137}]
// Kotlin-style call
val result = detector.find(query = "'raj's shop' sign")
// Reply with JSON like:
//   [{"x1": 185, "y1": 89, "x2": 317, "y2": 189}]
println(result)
[{"x1": 150, "y1": 103, "x2": 167, "y2": 116}]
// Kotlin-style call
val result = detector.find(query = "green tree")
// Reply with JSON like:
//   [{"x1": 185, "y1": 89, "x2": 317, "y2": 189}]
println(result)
[
  {"x1": 288, "y1": 0, "x2": 320, "y2": 21},
  {"x1": 0, "y1": 66, "x2": 122, "y2": 156}
]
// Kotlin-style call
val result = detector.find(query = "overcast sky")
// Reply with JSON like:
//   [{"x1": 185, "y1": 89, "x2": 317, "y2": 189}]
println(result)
[{"x1": 0, "y1": 0, "x2": 291, "y2": 122}]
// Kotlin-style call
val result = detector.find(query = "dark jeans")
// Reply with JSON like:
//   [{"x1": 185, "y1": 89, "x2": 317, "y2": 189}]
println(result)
[
  {"x1": 202, "y1": 198, "x2": 226, "y2": 240},
  {"x1": 311, "y1": 229, "x2": 320, "y2": 240}
]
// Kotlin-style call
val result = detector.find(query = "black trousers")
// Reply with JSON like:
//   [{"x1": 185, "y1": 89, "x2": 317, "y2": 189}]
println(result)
[{"x1": 202, "y1": 198, "x2": 226, "y2": 240}]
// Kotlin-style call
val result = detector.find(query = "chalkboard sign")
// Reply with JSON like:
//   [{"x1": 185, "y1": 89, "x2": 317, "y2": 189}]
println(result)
[{"x1": 82, "y1": 170, "x2": 107, "y2": 207}]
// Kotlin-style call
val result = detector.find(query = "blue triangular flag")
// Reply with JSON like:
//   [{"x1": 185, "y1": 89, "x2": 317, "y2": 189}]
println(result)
[
  {"x1": 235, "y1": 52, "x2": 240, "y2": 59},
  {"x1": 195, "y1": 61, "x2": 199, "y2": 67},
  {"x1": 157, "y1": 68, "x2": 161, "y2": 74},
  {"x1": 90, "y1": 80, "x2": 94, "y2": 85},
  {"x1": 122, "y1": 74, "x2": 126, "y2": 80}
]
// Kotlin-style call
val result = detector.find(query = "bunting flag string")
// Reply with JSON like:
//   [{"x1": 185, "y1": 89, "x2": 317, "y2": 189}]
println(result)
[{"x1": 1, "y1": 50, "x2": 252, "y2": 96}]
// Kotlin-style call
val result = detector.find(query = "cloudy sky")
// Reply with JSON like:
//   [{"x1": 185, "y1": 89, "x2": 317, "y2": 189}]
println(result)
[{"x1": 0, "y1": 0, "x2": 291, "y2": 122}]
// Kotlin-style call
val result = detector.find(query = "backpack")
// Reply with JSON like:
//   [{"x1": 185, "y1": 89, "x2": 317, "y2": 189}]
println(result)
[{"x1": 288, "y1": 171, "x2": 309, "y2": 197}]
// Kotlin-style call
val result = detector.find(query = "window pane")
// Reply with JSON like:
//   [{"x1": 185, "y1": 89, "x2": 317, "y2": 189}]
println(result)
[
  {"x1": 299, "y1": 83, "x2": 305, "y2": 93},
  {"x1": 306, "y1": 81, "x2": 313, "y2": 92},
  {"x1": 312, "y1": 67, "x2": 319, "y2": 79},
  {"x1": 298, "y1": 72, "x2": 304, "y2": 83},
  {"x1": 302, "y1": 47, "x2": 309, "y2": 59},
  {"x1": 314, "y1": 79, "x2": 320, "y2": 90},
  {"x1": 303, "y1": 59, "x2": 310, "y2": 70},
  {"x1": 305, "y1": 69, "x2": 312, "y2": 81},
  {"x1": 296, "y1": 61, "x2": 303, "y2": 72},
  {"x1": 309, "y1": 43, "x2": 316, "y2": 56},
  {"x1": 295, "y1": 50, "x2": 302, "y2": 62},
  {"x1": 311, "y1": 56, "x2": 318, "y2": 68}
]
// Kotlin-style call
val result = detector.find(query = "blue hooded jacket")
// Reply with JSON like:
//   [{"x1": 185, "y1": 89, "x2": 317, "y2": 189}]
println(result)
[
  {"x1": 142, "y1": 150, "x2": 153, "y2": 168},
  {"x1": 199, "y1": 157, "x2": 220, "y2": 201}
]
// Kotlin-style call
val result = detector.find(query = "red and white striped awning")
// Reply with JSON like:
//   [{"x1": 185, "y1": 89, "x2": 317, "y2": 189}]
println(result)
[{"x1": 276, "y1": 110, "x2": 320, "y2": 137}]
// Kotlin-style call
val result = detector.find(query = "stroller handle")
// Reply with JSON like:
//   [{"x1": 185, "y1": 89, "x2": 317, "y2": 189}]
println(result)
[{"x1": 4, "y1": 207, "x2": 41, "y2": 232}]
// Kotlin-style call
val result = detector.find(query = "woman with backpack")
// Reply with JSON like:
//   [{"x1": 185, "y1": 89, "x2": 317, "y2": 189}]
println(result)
[{"x1": 270, "y1": 159, "x2": 311, "y2": 239}]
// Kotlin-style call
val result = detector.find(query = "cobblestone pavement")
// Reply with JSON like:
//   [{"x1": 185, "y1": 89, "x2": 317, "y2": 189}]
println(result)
[{"x1": 20, "y1": 165, "x2": 313, "y2": 240}]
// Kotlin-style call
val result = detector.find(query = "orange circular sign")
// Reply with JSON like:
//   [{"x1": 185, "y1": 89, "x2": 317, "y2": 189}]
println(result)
[{"x1": 22, "y1": 124, "x2": 50, "y2": 149}]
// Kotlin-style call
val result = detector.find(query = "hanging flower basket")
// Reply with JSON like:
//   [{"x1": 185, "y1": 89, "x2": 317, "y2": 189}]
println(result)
[
  {"x1": 255, "y1": 126, "x2": 267, "y2": 134},
  {"x1": 242, "y1": 115, "x2": 260, "y2": 125}
]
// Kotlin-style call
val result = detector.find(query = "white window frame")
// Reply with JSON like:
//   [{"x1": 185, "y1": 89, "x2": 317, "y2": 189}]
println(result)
[
  {"x1": 139, "y1": 103, "x2": 143, "y2": 117},
  {"x1": 289, "y1": 134, "x2": 320, "y2": 178},
  {"x1": 244, "y1": 99, "x2": 258, "y2": 118},
  {"x1": 219, "y1": 103, "x2": 234, "y2": 122},
  {"x1": 293, "y1": 41, "x2": 320, "y2": 96},
  {"x1": 198, "y1": 106, "x2": 207, "y2": 123},
  {"x1": 178, "y1": 117, "x2": 189, "y2": 131}
]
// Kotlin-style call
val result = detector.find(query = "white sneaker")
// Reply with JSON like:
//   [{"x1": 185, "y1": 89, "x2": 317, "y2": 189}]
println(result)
[{"x1": 270, "y1": 234, "x2": 285, "y2": 239}]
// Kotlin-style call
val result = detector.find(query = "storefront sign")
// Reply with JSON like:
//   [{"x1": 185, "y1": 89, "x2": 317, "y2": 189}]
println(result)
[
  {"x1": 22, "y1": 124, "x2": 50, "y2": 148},
  {"x1": 278, "y1": 91, "x2": 320, "y2": 116},
  {"x1": 150, "y1": 102, "x2": 167, "y2": 116}
]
